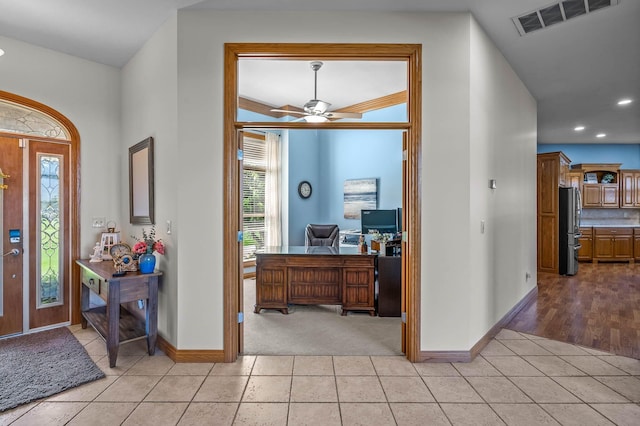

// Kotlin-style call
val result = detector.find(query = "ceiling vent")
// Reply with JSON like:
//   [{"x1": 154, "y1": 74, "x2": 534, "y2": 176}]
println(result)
[{"x1": 512, "y1": 0, "x2": 619, "y2": 36}]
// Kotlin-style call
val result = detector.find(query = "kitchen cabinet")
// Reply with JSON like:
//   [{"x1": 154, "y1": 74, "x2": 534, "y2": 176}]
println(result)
[
  {"x1": 537, "y1": 152, "x2": 571, "y2": 273},
  {"x1": 593, "y1": 227, "x2": 633, "y2": 263},
  {"x1": 571, "y1": 163, "x2": 621, "y2": 208},
  {"x1": 568, "y1": 170, "x2": 583, "y2": 189},
  {"x1": 577, "y1": 227, "x2": 592, "y2": 261},
  {"x1": 581, "y1": 184, "x2": 619, "y2": 208},
  {"x1": 620, "y1": 170, "x2": 640, "y2": 207}
]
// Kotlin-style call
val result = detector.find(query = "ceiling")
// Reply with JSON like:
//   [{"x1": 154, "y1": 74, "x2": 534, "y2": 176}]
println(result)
[{"x1": 0, "y1": 0, "x2": 637, "y2": 144}]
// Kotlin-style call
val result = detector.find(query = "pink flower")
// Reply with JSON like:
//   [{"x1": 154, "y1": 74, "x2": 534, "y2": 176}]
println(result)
[
  {"x1": 153, "y1": 240, "x2": 165, "y2": 255},
  {"x1": 133, "y1": 241, "x2": 148, "y2": 254}
]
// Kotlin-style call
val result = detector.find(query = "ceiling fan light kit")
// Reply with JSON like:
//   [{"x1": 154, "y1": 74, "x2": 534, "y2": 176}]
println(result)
[{"x1": 271, "y1": 61, "x2": 363, "y2": 122}]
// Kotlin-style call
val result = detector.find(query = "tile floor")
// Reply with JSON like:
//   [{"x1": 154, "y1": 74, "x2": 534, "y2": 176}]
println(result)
[{"x1": 1, "y1": 327, "x2": 639, "y2": 425}]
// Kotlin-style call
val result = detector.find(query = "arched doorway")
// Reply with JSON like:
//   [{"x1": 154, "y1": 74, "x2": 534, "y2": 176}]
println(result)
[{"x1": 0, "y1": 90, "x2": 80, "y2": 336}]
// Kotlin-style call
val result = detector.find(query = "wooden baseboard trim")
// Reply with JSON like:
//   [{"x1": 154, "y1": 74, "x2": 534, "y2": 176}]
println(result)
[
  {"x1": 418, "y1": 285, "x2": 538, "y2": 363},
  {"x1": 157, "y1": 335, "x2": 225, "y2": 363}
]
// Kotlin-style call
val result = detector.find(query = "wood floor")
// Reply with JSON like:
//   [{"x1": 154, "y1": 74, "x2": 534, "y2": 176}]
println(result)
[{"x1": 507, "y1": 262, "x2": 640, "y2": 359}]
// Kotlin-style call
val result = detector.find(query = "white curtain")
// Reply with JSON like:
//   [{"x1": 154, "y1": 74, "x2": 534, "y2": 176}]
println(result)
[{"x1": 264, "y1": 132, "x2": 282, "y2": 247}]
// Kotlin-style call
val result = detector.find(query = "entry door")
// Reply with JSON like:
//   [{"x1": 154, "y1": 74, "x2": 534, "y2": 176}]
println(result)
[
  {"x1": 0, "y1": 136, "x2": 71, "y2": 336},
  {"x1": 0, "y1": 136, "x2": 24, "y2": 336}
]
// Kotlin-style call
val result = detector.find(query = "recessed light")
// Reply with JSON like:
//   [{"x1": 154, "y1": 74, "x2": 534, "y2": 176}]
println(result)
[
  {"x1": 574, "y1": 126, "x2": 585, "y2": 131},
  {"x1": 617, "y1": 99, "x2": 633, "y2": 105},
  {"x1": 596, "y1": 133, "x2": 606, "y2": 138},
  {"x1": 0, "y1": 48, "x2": 5, "y2": 57}
]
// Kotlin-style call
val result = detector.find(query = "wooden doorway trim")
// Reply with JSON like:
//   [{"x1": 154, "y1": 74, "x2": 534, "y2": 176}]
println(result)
[
  {"x1": 223, "y1": 43, "x2": 422, "y2": 362},
  {"x1": 0, "y1": 90, "x2": 81, "y2": 325}
]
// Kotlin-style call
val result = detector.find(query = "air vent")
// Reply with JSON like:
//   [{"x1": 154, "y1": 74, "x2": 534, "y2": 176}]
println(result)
[{"x1": 512, "y1": 0, "x2": 619, "y2": 36}]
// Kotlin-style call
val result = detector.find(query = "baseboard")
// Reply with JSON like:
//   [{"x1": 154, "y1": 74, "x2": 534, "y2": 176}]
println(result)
[
  {"x1": 157, "y1": 335, "x2": 225, "y2": 363},
  {"x1": 418, "y1": 285, "x2": 538, "y2": 363}
]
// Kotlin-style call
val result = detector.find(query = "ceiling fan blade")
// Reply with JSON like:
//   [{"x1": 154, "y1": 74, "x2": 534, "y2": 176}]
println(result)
[
  {"x1": 270, "y1": 109, "x2": 307, "y2": 116},
  {"x1": 324, "y1": 111, "x2": 363, "y2": 119}
]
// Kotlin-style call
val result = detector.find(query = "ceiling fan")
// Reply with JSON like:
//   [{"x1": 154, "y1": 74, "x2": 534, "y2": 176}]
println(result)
[{"x1": 271, "y1": 61, "x2": 363, "y2": 122}]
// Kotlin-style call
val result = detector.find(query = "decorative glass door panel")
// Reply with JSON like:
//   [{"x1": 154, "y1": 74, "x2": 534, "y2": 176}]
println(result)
[
  {"x1": 29, "y1": 141, "x2": 70, "y2": 329},
  {"x1": 38, "y1": 154, "x2": 62, "y2": 307}
]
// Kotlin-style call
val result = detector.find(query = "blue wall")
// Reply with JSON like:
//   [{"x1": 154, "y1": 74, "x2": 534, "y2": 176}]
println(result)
[
  {"x1": 238, "y1": 106, "x2": 405, "y2": 245},
  {"x1": 538, "y1": 144, "x2": 640, "y2": 169}
]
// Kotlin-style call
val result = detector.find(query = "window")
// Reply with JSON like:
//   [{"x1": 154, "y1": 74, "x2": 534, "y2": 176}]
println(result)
[{"x1": 243, "y1": 134, "x2": 266, "y2": 261}]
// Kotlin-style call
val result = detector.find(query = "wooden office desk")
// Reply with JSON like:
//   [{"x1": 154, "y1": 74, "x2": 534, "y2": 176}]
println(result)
[
  {"x1": 77, "y1": 260, "x2": 161, "y2": 367},
  {"x1": 255, "y1": 246, "x2": 376, "y2": 315}
]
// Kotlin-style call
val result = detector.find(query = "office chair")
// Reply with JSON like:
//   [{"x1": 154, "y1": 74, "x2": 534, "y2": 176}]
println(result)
[{"x1": 305, "y1": 224, "x2": 340, "y2": 248}]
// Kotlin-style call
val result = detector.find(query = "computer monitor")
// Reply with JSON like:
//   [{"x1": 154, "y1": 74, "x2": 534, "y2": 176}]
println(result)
[{"x1": 361, "y1": 209, "x2": 397, "y2": 235}]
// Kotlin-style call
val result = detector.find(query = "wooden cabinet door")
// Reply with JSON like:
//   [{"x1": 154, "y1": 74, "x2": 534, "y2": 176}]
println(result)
[
  {"x1": 582, "y1": 184, "x2": 602, "y2": 207},
  {"x1": 621, "y1": 172, "x2": 635, "y2": 207},
  {"x1": 594, "y1": 235, "x2": 614, "y2": 259},
  {"x1": 602, "y1": 184, "x2": 619, "y2": 207},
  {"x1": 568, "y1": 171, "x2": 582, "y2": 189},
  {"x1": 634, "y1": 174, "x2": 640, "y2": 207},
  {"x1": 634, "y1": 229, "x2": 640, "y2": 260},
  {"x1": 613, "y1": 235, "x2": 633, "y2": 259},
  {"x1": 577, "y1": 235, "x2": 592, "y2": 261}
]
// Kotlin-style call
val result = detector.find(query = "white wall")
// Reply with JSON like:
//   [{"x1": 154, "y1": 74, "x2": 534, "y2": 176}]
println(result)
[
  {"x1": 174, "y1": 10, "x2": 537, "y2": 352},
  {"x1": 466, "y1": 19, "x2": 538, "y2": 348},
  {"x1": 121, "y1": 14, "x2": 179, "y2": 344},
  {"x1": 0, "y1": 36, "x2": 121, "y2": 255}
]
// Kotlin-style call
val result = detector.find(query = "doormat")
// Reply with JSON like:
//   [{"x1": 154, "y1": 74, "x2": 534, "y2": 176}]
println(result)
[{"x1": 0, "y1": 327, "x2": 105, "y2": 412}]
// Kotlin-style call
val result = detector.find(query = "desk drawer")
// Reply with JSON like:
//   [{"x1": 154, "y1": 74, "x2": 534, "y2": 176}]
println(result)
[{"x1": 82, "y1": 269, "x2": 101, "y2": 294}]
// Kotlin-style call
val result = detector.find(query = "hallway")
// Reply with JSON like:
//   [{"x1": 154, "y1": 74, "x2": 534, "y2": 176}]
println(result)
[{"x1": 507, "y1": 263, "x2": 640, "y2": 359}]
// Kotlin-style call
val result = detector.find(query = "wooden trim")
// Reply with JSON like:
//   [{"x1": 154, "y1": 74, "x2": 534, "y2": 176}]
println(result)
[
  {"x1": 224, "y1": 43, "x2": 421, "y2": 364},
  {"x1": 334, "y1": 91, "x2": 407, "y2": 114},
  {"x1": 417, "y1": 286, "x2": 539, "y2": 363},
  {"x1": 239, "y1": 90, "x2": 407, "y2": 118},
  {"x1": 157, "y1": 335, "x2": 225, "y2": 363},
  {"x1": 0, "y1": 90, "x2": 81, "y2": 326}
]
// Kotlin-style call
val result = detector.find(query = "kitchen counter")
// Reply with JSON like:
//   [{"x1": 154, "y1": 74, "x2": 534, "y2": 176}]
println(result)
[{"x1": 580, "y1": 222, "x2": 640, "y2": 228}]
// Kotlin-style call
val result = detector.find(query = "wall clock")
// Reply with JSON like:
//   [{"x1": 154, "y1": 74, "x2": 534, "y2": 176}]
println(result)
[{"x1": 298, "y1": 180, "x2": 312, "y2": 199}]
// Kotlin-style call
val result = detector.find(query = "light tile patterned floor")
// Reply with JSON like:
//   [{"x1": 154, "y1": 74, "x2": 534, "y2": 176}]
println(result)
[{"x1": 1, "y1": 327, "x2": 639, "y2": 425}]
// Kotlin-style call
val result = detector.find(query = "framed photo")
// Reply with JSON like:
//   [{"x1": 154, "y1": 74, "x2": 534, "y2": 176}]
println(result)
[{"x1": 585, "y1": 172, "x2": 598, "y2": 183}]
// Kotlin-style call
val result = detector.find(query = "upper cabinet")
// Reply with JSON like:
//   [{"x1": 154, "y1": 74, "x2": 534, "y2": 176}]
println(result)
[
  {"x1": 620, "y1": 170, "x2": 640, "y2": 208},
  {"x1": 571, "y1": 163, "x2": 621, "y2": 208}
]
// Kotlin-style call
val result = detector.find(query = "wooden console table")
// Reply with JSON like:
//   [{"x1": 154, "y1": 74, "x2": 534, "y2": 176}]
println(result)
[
  {"x1": 77, "y1": 259, "x2": 161, "y2": 367},
  {"x1": 255, "y1": 246, "x2": 376, "y2": 315}
]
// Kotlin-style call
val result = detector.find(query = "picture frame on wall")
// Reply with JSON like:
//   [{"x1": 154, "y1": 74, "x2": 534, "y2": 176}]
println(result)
[
  {"x1": 344, "y1": 178, "x2": 377, "y2": 219},
  {"x1": 129, "y1": 137, "x2": 155, "y2": 225}
]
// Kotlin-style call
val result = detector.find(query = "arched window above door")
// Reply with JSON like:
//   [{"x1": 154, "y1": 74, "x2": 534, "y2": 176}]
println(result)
[{"x1": 0, "y1": 99, "x2": 70, "y2": 140}]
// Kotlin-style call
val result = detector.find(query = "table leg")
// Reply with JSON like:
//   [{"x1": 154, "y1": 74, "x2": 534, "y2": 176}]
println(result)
[
  {"x1": 107, "y1": 280, "x2": 121, "y2": 368},
  {"x1": 146, "y1": 276, "x2": 158, "y2": 355},
  {"x1": 80, "y1": 284, "x2": 89, "y2": 329}
]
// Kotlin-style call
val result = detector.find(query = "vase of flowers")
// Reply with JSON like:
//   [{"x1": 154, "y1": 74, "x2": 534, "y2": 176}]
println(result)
[{"x1": 132, "y1": 226, "x2": 165, "y2": 274}]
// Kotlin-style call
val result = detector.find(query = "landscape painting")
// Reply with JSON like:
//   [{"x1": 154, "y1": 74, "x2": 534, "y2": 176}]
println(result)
[{"x1": 344, "y1": 178, "x2": 377, "y2": 219}]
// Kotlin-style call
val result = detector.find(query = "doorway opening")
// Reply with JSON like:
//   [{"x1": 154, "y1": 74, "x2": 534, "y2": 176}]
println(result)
[{"x1": 223, "y1": 43, "x2": 422, "y2": 362}]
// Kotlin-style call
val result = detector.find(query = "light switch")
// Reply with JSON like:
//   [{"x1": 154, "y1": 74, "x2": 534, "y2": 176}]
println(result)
[
  {"x1": 166, "y1": 220, "x2": 172, "y2": 235},
  {"x1": 481, "y1": 220, "x2": 485, "y2": 234}
]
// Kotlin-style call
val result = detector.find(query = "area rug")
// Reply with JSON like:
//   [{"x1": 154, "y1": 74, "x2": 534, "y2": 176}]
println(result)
[{"x1": 0, "y1": 327, "x2": 105, "y2": 412}]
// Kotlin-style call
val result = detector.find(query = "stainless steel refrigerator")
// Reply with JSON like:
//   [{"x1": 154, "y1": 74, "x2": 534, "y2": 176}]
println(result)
[{"x1": 559, "y1": 187, "x2": 582, "y2": 275}]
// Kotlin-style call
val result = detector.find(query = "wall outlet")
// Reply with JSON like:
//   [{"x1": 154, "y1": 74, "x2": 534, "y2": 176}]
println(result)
[
  {"x1": 91, "y1": 217, "x2": 106, "y2": 228},
  {"x1": 525, "y1": 272, "x2": 531, "y2": 282}
]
